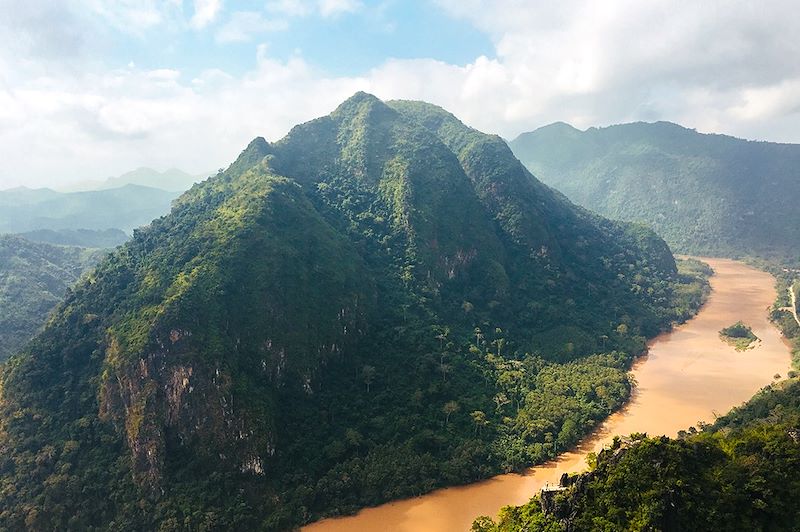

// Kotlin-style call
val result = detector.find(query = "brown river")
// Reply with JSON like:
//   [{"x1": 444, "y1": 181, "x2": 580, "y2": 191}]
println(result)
[{"x1": 304, "y1": 258, "x2": 791, "y2": 532}]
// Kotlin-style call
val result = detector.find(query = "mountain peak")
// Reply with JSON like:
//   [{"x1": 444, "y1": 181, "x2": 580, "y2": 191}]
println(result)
[
  {"x1": 338, "y1": 90, "x2": 382, "y2": 106},
  {"x1": 330, "y1": 91, "x2": 391, "y2": 120},
  {"x1": 0, "y1": 95, "x2": 689, "y2": 531},
  {"x1": 541, "y1": 121, "x2": 581, "y2": 133},
  {"x1": 227, "y1": 136, "x2": 272, "y2": 177}
]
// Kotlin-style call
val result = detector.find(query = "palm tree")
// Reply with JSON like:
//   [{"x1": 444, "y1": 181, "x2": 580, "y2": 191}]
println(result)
[
  {"x1": 443, "y1": 401, "x2": 460, "y2": 425},
  {"x1": 439, "y1": 362, "x2": 451, "y2": 382},
  {"x1": 361, "y1": 365, "x2": 376, "y2": 393},
  {"x1": 470, "y1": 410, "x2": 488, "y2": 435}
]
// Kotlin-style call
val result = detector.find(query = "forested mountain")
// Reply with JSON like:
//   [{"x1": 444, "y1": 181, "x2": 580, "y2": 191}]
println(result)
[
  {"x1": 510, "y1": 122, "x2": 800, "y2": 260},
  {"x1": 0, "y1": 184, "x2": 181, "y2": 234},
  {"x1": 0, "y1": 236, "x2": 102, "y2": 362},
  {"x1": 0, "y1": 93, "x2": 707, "y2": 530},
  {"x1": 17, "y1": 228, "x2": 130, "y2": 248}
]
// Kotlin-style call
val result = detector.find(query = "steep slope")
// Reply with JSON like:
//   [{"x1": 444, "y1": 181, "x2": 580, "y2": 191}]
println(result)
[
  {"x1": 510, "y1": 121, "x2": 800, "y2": 259},
  {"x1": 0, "y1": 236, "x2": 102, "y2": 361},
  {"x1": 0, "y1": 184, "x2": 181, "y2": 234},
  {"x1": 0, "y1": 94, "x2": 705, "y2": 530}
]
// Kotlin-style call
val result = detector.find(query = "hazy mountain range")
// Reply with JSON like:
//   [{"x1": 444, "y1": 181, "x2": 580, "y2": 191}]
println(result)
[
  {"x1": 510, "y1": 121, "x2": 800, "y2": 261},
  {"x1": 60, "y1": 167, "x2": 209, "y2": 193}
]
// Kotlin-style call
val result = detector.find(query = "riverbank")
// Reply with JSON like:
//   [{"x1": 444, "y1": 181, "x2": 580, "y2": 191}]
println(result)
[{"x1": 304, "y1": 258, "x2": 791, "y2": 532}]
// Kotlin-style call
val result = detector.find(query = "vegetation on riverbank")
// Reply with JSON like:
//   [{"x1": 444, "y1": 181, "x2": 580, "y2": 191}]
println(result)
[
  {"x1": 719, "y1": 321, "x2": 759, "y2": 351},
  {"x1": 472, "y1": 378, "x2": 800, "y2": 532},
  {"x1": 762, "y1": 263, "x2": 800, "y2": 372}
]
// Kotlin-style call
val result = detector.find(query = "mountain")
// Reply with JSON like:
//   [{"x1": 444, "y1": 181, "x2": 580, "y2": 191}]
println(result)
[
  {"x1": 63, "y1": 167, "x2": 207, "y2": 193},
  {"x1": 509, "y1": 121, "x2": 800, "y2": 260},
  {"x1": 0, "y1": 186, "x2": 61, "y2": 207},
  {"x1": 104, "y1": 167, "x2": 205, "y2": 191},
  {"x1": 0, "y1": 236, "x2": 103, "y2": 362},
  {"x1": 17, "y1": 228, "x2": 130, "y2": 248},
  {"x1": 0, "y1": 93, "x2": 707, "y2": 530},
  {"x1": 0, "y1": 184, "x2": 181, "y2": 234}
]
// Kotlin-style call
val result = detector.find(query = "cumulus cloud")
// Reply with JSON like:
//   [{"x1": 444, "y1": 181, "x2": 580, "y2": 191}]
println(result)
[
  {"x1": 190, "y1": 0, "x2": 222, "y2": 29},
  {"x1": 0, "y1": 0, "x2": 799, "y2": 189},
  {"x1": 318, "y1": 0, "x2": 362, "y2": 17},
  {"x1": 81, "y1": 0, "x2": 175, "y2": 34},
  {"x1": 215, "y1": 11, "x2": 289, "y2": 43},
  {"x1": 431, "y1": 0, "x2": 800, "y2": 136},
  {"x1": 266, "y1": 0, "x2": 362, "y2": 18}
]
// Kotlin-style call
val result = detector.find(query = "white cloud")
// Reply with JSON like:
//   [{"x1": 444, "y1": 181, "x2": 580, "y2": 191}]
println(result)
[
  {"x1": 731, "y1": 78, "x2": 800, "y2": 121},
  {"x1": 215, "y1": 11, "x2": 288, "y2": 43},
  {"x1": 266, "y1": 0, "x2": 312, "y2": 17},
  {"x1": 81, "y1": 0, "x2": 173, "y2": 34},
  {"x1": 190, "y1": 0, "x2": 222, "y2": 29},
  {"x1": 318, "y1": 0, "x2": 362, "y2": 17},
  {"x1": 266, "y1": 0, "x2": 362, "y2": 18},
  {"x1": 146, "y1": 69, "x2": 181, "y2": 82},
  {"x1": 1, "y1": 0, "x2": 799, "y2": 189}
]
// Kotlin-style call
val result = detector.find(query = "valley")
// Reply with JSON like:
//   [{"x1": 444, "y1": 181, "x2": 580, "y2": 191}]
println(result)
[{"x1": 305, "y1": 258, "x2": 791, "y2": 531}]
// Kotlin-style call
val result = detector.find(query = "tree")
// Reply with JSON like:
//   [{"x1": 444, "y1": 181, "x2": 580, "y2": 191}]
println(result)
[
  {"x1": 474, "y1": 327, "x2": 484, "y2": 347},
  {"x1": 493, "y1": 328, "x2": 505, "y2": 357},
  {"x1": 361, "y1": 365, "x2": 376, "y2": 393},
  {"x1": 470, "y1": 410, "x2": 488, "y2": 435},
  {"x1": 435, "y1": 326, "x2": 450, "y2": 349},
  {"x1": 493, "y1": 392, "x2": 510, "y2": 413},
  {"x1": 439, "y1": 362, "x2": 451, "y2": 382},
  {"x1": 443, "y1": 401, "x2": 460, "y2": 425}
]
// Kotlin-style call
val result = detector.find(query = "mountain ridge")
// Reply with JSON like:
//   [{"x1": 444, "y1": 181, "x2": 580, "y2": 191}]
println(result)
[
  {"x1": 0, "y1": 184, "x2": 181, "y2": 234},
  {"x1": 510, "y1": 120, "x2": 800, "y2": 259},
  {"x1": 0, "y1": 93, "x2": 706, "y2": 530}
]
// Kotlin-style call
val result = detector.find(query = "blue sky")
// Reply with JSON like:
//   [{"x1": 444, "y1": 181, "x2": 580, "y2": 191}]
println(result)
[
  {"x1": 0, "y1": 0, "x2": 798, "y2": 188},
  {"x1": 102, "y1": 1, "x2": 494, "y2": 78}
]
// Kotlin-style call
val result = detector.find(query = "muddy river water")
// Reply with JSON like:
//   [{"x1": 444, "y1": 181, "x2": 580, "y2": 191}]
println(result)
[{"x1": 305, "y1": 258, "x2": 791, "y2": 532}]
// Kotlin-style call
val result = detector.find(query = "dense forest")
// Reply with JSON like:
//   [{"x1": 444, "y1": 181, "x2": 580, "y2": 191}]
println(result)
[
  {"x1": 0, "y1": 93, "x2": 709, "y2": 530},
  {"x1": 0, "y1": 236, "x2": 103, "y2": 361},
  {"x1": 509, "y1": 122, "x2": 800, "y2": 261},
  {"x1": 473, "y1": 259, "x2": 800, "y2": 532},
  {"x1": 472, "y1": 376, "x2": 800, "y2": 532}
]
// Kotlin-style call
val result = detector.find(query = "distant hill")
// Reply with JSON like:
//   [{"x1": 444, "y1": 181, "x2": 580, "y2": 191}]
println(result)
[
  {"x1": 510, "y1": 121, "x2": 800, "y2": 260},
  {"x1": 0, "y1": 184, "x2": 181, "y2": 234},
  {"x1": 0, "y1": 186, "x2": 61, "y2": 207},
  {"x1": 0, "y1": 93, "x2": 708, "y2": 530},
  {"x1": 0, "y1": 235, "x2": 103, "y2": 361},
  {"x1": 17, "y1": 228, "x2": 129, "y2": 248},
  {"x1": 63, "y1": 167, "x2": 208, "y2": 192}
]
